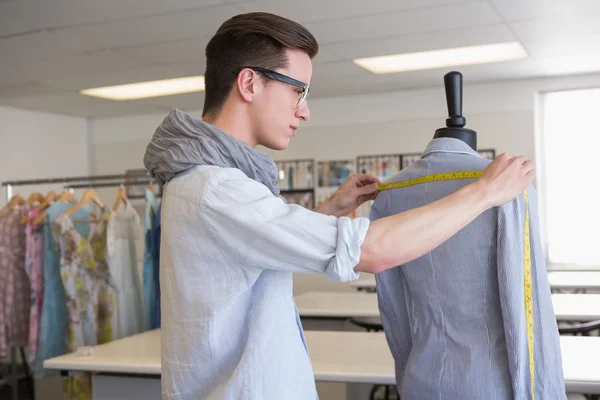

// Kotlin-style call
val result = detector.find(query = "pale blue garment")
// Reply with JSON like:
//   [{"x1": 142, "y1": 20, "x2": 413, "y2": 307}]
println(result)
[
  {"x1": 144, "y1": 109, "x2": 367, "y2": 399},
  {"x1": 371, "y1": 138, "x2": 565, "y2": 399},
  {"x1": 159, "y1": 165, "x2": 367, "y2": 400},
  {"x1": 143, "y1": 189, "x2": 158, "y2": 330},
  {"x1": 151, "y1": 203, "x2": 161, "y2": 329},
  {"x1": 32, "y1": 201, "x2": 89, "y2": 379},
  {"x1": 107, "y1": 202, "x2": 145, "y2": 339}
]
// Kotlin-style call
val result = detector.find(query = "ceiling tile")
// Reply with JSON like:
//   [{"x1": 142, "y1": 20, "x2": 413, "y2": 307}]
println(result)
[
  {"x1": 117, "y1": 35, "x2": 343, "y2": 67},
  {"x1": 0, "y1": 0, "x2": 226, "y2": 30},
  {"x1": 0, "y1": 82, "x2": 66, "y2": 99},
  {"x1": 0, "y1": 92, "x2": 168, "y2": 118},
  {"x1": 235, "y1": 0, "x2": 475, "y2": 23},
  {"x1": 310, "y1": 58, "x2": 541, "y2": 99},
  {"x1": 535, "y1": 54, "x2": 600, "y2": 76},
  {"x1": 40, "y1": 5, "x2": 239, "y2": 56},
  {"x1": 304, "y1": 2, "x2": 502, "y2": 45},
  {"x1": 1, "y1": 0, "x2": 598, "y2": 118},
  {"x1": 311, "y1": 61, "x2": 372, "y2": 80},
  {"x1": 523, "y1": 33, "x2": 600, "y2": 59},
  {"x1": 0, "y1": 15, "x2": 32, "y2": 36},
  {"x1": 0, "y1": 93, "x2": 111, "y2": 116},
  {"x1": 40, "y1": 65, "x2": 197, "y2": 91},
  {"x1": 312, "y1": 48, "x2": 343, "y2": 65},
  {"x1": 510, "y1": 14, "x2": 600, "y2": 42},
  {"x1": 322, "y1": 24, "x2": 517, "y2": 60},
  {"x1": 0, "y1": 30, "x2": 96, "y2": 68},
  {"x1": 0, "y1": 50, "x2": 154, "y2": 85},
  {"x1": 115, "y1": 37, "x2": 209, "y2": 65},
  {"x1": 489, "y1": 0, "x2": 600, "y2": 22}
]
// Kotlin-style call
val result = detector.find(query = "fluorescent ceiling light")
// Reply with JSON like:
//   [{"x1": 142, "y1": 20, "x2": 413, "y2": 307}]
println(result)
[
  {"x1": 80, "y1": 76, "x2": 205, "y2": 100},
  {"x1": 353, "y1": 42, "x2": 527, "y2": 74}
]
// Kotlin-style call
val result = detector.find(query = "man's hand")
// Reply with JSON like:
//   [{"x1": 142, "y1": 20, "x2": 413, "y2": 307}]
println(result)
[
  {"x1": 476, "y1": 153, "x2": 536, "y2": 207},
  {"x1": 314, "y1": 174, "x2": 380, "y2": 217}
]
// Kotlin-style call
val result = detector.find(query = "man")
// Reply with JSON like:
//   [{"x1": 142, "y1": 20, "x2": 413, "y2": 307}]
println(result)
[{"x1": 143, "y1": 12, "x2": 535, "y2": 400}]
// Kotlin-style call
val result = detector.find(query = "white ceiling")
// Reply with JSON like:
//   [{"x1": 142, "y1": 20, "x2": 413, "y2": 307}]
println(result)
[{"x1": 1, "y1": 0, "x2": 600, "y2": 118}]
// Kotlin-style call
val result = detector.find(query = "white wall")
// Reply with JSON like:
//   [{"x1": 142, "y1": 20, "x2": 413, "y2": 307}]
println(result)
[
  {"x1": 0, "y1": 106, "x2": 89, "y2": 206},
  {"x1": 90, "y1": 72, "x2": 600, "y2": 292},
  {"x1": 92, "y1": 72, "x2": 600, "y2": 166}
]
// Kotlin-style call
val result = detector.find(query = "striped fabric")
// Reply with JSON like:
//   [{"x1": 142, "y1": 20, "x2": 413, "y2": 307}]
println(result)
[{"x1": 371, "y1": 138, "x2": 566, "y2": 399}]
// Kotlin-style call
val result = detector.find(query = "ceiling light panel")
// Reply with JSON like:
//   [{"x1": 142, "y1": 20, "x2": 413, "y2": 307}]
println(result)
[
  {"x1": 80, "y1": 76, "x2": 205, "y2": 100},
  {"x1": 354, "y1": 42, "x2": 527, "y2": 74}
]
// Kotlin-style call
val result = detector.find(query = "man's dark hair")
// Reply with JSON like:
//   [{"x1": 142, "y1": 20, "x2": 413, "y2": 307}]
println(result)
[{"x1": 202, "y1": 12, "x2": 319, "y2": 119}]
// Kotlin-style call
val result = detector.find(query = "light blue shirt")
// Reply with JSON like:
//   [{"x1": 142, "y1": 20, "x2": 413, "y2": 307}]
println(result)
[
  {"x1": 371, "y1": 138, "x2": 566, "y2": 399},
  {"x1": 159, "y1": 165, "x2": 368, "y2": 400}
]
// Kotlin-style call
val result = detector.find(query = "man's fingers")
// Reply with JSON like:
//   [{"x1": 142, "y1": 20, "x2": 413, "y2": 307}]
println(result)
[
  {"x1": 497, "y1": 153, "x2": 514, "y2": 161},
  {"x1": 514, "y1": 156, "x2": 526, "y2": 165},
  {"x1": 353, "y1": 174, "x2": 380, "y2": 185},
  {"x1": 358, "y1": 182, "x2": 379, "y2": 194},
  {"x1": 357, "y1": 192, "x2": 378, "y2": 205},
  {"x1": 522, "y1": 160, "x2": 535, "y2": 172}
]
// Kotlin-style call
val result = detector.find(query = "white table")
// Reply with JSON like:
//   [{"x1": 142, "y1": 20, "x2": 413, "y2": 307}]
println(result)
[
  {"x1": 348, "y1": 274, "x2": 376, "y2": 291},
  {"x1": 43, "y1": 329, "x2": 600, "y2": 395},
  {"x1": 308, "y1": 331, "x2": 600, "y2": 395},
  {"x1": 348, "y1": 271, "x2": 600, "y2": 292},
  {"x1": 548, "y1": 271, "x2": 600, "y2": 291},
  {"x1": 44, "y1": 329, "x2": 161, "y2": 375},
  {"x1": 296, "y1": 291, "x2": 379, "y2": 319},
  {"x1": 552, "y1": 294, "x2": 600, "y2": 321},
  {"x1": 295, "y1": 291, "x2": 600, "y2": 322}
]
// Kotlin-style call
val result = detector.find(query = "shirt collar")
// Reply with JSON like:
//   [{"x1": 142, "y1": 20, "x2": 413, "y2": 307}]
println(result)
[{"x1": 422, "y1": 137, "x2": 479, "y2": 158}]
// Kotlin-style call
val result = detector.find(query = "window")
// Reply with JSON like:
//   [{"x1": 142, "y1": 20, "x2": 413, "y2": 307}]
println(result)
[{"x1": 539, "y1": 88, "x2": 600, "y2": 268}]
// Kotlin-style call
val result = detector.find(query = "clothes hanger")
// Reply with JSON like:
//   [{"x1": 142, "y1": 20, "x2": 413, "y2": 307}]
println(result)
[
  {"x1": 57, "y1": 190, "x2": 77, "y2": 203},
  {"x1": 64, "y1": 188, "x2": 106, "y2": 223},
  {"x1": 7, "y1": 194, "x2": 26, "y2": 209},
  {"x1": 112, "y1": 185, "x2": 129, "y2": 212},
  {"x1": 33, "y1": 190, "x2": 77, "y2": 224},
  {"x1": 21, "y1": 191, "x2": 59, "y2": 223},
  {"x1": 63, "y1": 188, "x2": 105, "y2": 219},
  {"x1": 26, "y1": 192, "x2": 45, "y2": 206},
  {"x1": 41, "y1": 191, "x2": 58, "y2": 207}
]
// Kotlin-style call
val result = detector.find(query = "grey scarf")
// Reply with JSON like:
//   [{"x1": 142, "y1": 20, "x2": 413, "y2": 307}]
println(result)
[{"x1": 143, "y1": 109, "x2": 280, "y2": 196}]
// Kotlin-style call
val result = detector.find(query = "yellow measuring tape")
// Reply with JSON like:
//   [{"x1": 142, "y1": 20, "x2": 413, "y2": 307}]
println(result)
[
  {"x1": 379, "y1": 171, "x2": 535, "y2": 399},
  {"x1": 378, "y1": 171, "x2": 483, "y2": 191},
  {"x1": 523, "y1": 189, "x2": 535, "y2": 399}
]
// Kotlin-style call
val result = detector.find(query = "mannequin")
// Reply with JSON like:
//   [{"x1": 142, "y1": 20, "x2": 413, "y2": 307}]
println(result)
[
  {"x1": 369, "y1": 70, "x2": 566, "y2": 399},
  {"x1": 433, "y1": 71, "x2": 477, "y2": 151}
]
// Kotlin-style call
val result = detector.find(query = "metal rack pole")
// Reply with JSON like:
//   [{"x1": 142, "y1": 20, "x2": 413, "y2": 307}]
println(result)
[{"x1": 1, "y1": 174, "x2": 130, "y2": 187}]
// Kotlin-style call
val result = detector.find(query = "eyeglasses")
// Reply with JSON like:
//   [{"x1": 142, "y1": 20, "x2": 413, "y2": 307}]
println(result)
[{"x1": 243, "y1": 66, "x2": 310, "y2": 107}]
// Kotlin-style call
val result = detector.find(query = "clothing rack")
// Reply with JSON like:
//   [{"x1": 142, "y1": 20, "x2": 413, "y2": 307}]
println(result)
[
  {"x1": 1, "y1": 172, "x2": 156, "y2": 400},
  {"x1": 2, "y1": 173, "x2": 156, "y2": 202}
]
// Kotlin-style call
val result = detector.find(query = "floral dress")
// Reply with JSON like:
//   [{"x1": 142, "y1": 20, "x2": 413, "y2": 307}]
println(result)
[
  {"x1": 55, "y1": 209, "x2": 115, "y2": 400},
  {"x1": 25, "y1": 208, "x2": 45, "y2": 362}
]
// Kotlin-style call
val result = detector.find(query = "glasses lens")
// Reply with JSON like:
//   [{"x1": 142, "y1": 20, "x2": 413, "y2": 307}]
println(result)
[{"x1": 298, "y1": 88, "x2": 308, "y2": 107}]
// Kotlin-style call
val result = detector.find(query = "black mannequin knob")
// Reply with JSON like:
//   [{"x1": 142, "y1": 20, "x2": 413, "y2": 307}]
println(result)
[{"x1": 445, "y1": 71, "x2": 466, "y2": 128}]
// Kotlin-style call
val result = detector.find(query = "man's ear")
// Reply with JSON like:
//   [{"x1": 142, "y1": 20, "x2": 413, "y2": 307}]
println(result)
[{"x1": 236, "y1": 68, "x2": 257, "y2": 104}]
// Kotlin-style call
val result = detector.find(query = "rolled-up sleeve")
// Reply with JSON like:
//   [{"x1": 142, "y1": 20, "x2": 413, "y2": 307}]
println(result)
[{"x1": 201, "y1": 170, "x2": 368, "y2": 282}]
